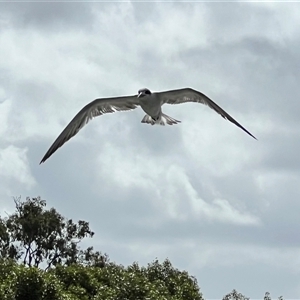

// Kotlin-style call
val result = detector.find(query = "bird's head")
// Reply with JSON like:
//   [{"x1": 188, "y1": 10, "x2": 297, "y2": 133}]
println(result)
[{"x1": 137, "y1": 88, "x2": 152, "y2": 98}]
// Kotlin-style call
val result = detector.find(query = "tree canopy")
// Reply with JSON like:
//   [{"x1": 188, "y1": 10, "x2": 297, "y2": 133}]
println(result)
[
  {"x1": 0, "y1": 258, "x2": 203, "y2": 300},
  {"x1": 0, "y1": 196, "x2": 284, "y2": 300},
  {"x1": 0, "y1": 196, "x2": 105, "y2": 270},
  {"x1": 0, "y1": 196, "x2": 203, "y2": 300}
]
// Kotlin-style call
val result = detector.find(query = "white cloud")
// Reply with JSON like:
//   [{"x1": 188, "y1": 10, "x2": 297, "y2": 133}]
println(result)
[
  {"x1": 0, "y1": 145, "x2": 36, "y2": 188},
  {"x1": 162, "y1": 165, "x2": 260, "y2": 225},
  {"x1": 0, "y1": 98, "x2": 11, "y2": 137},
  {"x1": 0, "y1": 145, "x2": 36, "y2": 213}
]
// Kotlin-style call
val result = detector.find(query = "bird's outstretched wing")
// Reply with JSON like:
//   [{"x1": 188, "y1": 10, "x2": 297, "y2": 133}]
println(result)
[
  {"x1": 159, "y1": 88, "x2": 256, "y2": 139},
  {"x1": 40, "y1": 95, "x2": 140, "y2": 164}
]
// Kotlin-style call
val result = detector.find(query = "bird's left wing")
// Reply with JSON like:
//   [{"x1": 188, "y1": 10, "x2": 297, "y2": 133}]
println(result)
[
  {"x1": 40, "y1": 95, "x2": 140, "y2": 164},
  {"x1": 159, "y1": 88, "x2": 256, "y2": 139}
]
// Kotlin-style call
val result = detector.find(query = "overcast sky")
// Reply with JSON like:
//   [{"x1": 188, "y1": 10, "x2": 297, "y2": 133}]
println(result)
[{"x1": 1, "y1": 1, "x2": 300, "y2": 299}]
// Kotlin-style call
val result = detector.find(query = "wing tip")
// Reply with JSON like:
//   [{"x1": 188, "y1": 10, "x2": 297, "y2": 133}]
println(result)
[
  {"x1": 39, "y1": 156, "x2": 47, "y2": 165},
  {"x1": 39, "y1": 151, "x2": 52, "y2": 164},
  {"x1": 246, "y1": 130, "x2": 257, "y2": 140}
]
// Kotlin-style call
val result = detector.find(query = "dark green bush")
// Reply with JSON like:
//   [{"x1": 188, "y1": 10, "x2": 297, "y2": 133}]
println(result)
[{"x1": 0, "y1": 258, "x2": 203, "y2": 300}]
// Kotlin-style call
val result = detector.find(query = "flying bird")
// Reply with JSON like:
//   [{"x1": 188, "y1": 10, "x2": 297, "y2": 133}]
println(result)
[{"x1": 40, "y1": 88, "x2": 256, "y2": 164}]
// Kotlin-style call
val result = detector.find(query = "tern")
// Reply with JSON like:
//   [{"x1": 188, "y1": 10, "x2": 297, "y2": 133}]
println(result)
[{"x1": 40, "y1": 88, "x2": 256, "y2": 164}]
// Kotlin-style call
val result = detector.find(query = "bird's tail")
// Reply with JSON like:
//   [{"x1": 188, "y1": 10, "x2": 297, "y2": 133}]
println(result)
[
  {"x1": 141, "y1": 114, "x2": 181, "y2": 126},
  {"x1": 162, "y1": 113, "x2": 181, "y2": 125}
]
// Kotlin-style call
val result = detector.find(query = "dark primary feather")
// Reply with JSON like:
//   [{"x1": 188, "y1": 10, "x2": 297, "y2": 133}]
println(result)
[
  {"x1": 160, "y1": 88, "x2": 256, "y2": 139},
  {"x1": 40, "y1": 95, "x2": 139, "y2": 164}
]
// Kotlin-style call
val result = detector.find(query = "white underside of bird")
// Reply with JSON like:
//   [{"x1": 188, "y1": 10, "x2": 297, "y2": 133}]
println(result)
[{"x1": 138, "y1": 91, "x2": 180, "y2": 125}]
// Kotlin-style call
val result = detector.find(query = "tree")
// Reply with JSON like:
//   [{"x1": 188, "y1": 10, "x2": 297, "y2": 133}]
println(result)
[
  {"x1": 0, "y1": 197, "x2": 283, "y2": 300},
  {"x1": 0, "y1": 196, "x2": 107, "y2": 270},
  {"x1": 223, "y1": 290, "x2": 284, "y2": 300},
  {"x1": 0, "y1": 216, "x2": 22, "y2": 261},
  {"x1": 0, "y1": 258, "x2": 204, "y2": 300},
  {"x1": 223, "y1": 289, "x2": 249, "y2": 300}
]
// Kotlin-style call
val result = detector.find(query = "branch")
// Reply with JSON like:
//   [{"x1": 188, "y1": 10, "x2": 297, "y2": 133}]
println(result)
[{"x1": 45, "y1": 250, "x2": 60, "y2": 271}]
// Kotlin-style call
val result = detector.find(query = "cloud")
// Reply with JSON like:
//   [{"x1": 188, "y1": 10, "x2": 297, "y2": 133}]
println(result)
[
  {"x1": 0, "y1": 2, "x2": 94, "y2": 31},
  {"x1": 0, "y1": 145, "x2": 35, "y2": 187},
  {"x1": 0, "y1": 146, "x2": 36, "y2": 213}
]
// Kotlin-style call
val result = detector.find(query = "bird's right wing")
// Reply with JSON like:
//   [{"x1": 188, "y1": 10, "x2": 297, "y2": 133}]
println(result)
[{"x1": 40, "y1": 95, "x2": 140, "y2": 164}]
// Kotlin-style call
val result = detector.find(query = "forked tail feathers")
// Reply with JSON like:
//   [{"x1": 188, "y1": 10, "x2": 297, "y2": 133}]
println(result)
[{"x1": 141, "y1": 114, "x2": 181, "y2": 126}]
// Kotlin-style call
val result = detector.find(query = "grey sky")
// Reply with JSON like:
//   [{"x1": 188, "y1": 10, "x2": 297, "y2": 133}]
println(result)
[{"x1": 1, "y1": 2, "x2": 300, "y2": 299}]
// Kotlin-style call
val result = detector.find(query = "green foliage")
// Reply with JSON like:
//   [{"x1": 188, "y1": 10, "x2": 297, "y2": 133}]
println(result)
[
  {"x1": 0, "y1": 196, "x2": 285, "y2": 300},
  {"x1": 0, "y1": 197, "x2": 203, "y2": 299},
  {"x1": 223, "y1": 289, "x2": 250, "y2": 300},
  {"x1": 0, "y1": 258, "x2": 203, "y2": 300},
  {"x1": 0, "y1": 217, "x2": 22, "y2": 261},
  {"x1": 51, "y1": 259, "x2": 202, "y2": 300},
  {"x1": 0, "y1": 259, "x2": 64, "y2": 300},
  {"x1": 0, "y1": 196, "x2": 106, "y2": 269},
  {"x1": 223, "y1": 290, "x2": 284, "y2": 300},
  {"x1": 264, "y1": 292, "x2": 284, "y2": 300},
  {"x1": 144, "y1": 259, "x2": 201, "y2": 300}
]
